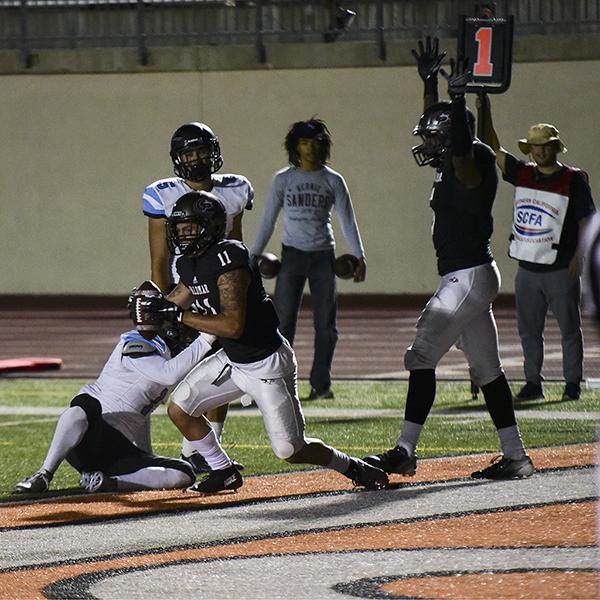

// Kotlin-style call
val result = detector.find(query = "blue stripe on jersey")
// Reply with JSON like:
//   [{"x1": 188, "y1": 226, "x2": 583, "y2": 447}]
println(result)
[
  {"x1": 143, "y1": 187, "x2": 166, "y2": 216},
  {"x1": 123, "y1": 331, "x2": 168, "y2": 354}
]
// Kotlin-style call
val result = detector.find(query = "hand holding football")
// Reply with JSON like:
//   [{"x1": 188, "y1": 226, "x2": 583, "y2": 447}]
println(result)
[
  {"x1": 258, "y1": 253, "x2": 281, "y2": 279},
  {"x1": 334, "y1": 254, "x2": 359, "y2": 279}
]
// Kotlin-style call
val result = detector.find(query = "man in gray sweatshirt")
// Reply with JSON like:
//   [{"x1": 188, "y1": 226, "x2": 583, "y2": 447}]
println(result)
[{"x1": 251, "y1": 119, "x2": 366, "y2": 400}]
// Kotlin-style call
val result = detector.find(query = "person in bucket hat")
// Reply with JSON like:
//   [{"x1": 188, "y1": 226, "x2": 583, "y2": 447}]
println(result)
[
  {"x1": 518, "y1": 123, "x2": 567, "y2": 155},
  {"x1": 480, "y1": 96, "x2": 595, "y2": 403}
]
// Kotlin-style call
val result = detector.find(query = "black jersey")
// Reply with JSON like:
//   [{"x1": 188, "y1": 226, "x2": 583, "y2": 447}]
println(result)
[
  {"x1": 430, "y1": 141, "x2": 498, "y2": 275},
  {"x1": 177, "y1": 239, "x2": 282, "y2": 363}
]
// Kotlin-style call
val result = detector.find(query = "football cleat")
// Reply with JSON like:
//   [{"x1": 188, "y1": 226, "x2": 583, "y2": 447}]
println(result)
[
  {"x1": 181, "y1": 452, "x2": 211, "y2": 474},
  {"x1": 15, "y1": 470, "x2": 52, "y2": 493},
  {"x1": 181, "y1": 453, "x2": 245, "y2": 474},
  {"x1": 80, "y1": 471, "x2": 118, "y2": 493},
  {"x1": 186, "y1": 465, "x2": 243, "y2": 494},
  {"x1": 363, "y1": 445, "x2": 417, "y2": 476},
  {"x1": 344, "y1": 458, "x2": 389, "y2": 490},
  {"x1": 471, "y1": 455, "x2": 535, "y2": 480}
]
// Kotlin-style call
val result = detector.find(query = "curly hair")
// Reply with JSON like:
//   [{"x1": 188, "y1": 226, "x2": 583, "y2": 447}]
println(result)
[{"x1": 284, "y1": 118, "x2": 332, "y2": 166}]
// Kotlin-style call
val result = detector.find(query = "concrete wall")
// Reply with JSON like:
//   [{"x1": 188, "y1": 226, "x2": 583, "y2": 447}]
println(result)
[{"x1": 2, "y1": 58, "x2": 599, "y2": 295}]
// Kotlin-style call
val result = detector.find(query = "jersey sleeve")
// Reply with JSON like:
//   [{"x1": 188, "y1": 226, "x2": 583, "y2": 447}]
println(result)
[
  {"x1": 332, "y1": 173, "x2": 365, "y2": 257},
  {"x1": 142, "y1": 183, "x2": 167, "y2": 218},
  {"x1": 212, "y1": 240, "x2": 252, "y2": 276},
  {"x1": 125, "y1": 334, "x2": 212, "y2": 386}
]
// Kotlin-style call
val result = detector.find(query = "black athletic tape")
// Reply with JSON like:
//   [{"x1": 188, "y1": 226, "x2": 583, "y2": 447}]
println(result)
[{"x1": 450, "y1": 95, "x2": 473, "y2": 157}]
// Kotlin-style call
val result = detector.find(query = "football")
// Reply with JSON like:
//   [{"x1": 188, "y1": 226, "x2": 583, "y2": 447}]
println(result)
[
  {"x1": 334, "y1": 254, "x2": 358, "y2": 279},
  {"x1": 131, "y1": 280, "x2": 163, "y2": 340},
  {"x1": 258, "y1": 253, "x2": 281, "y2": 279}
]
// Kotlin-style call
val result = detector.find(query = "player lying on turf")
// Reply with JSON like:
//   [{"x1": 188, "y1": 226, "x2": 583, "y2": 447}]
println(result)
[
  {"x1": 15, "y1": 323, "x2": 212, "y2": 494},
  {"x1": 134, "y1": 190, "x2": 389, "y2": 494}
]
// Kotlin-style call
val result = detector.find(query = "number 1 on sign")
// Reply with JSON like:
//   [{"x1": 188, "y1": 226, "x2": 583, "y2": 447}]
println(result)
[{"x1": 474, "y1": 27, "x2": 493, "y2": 76}]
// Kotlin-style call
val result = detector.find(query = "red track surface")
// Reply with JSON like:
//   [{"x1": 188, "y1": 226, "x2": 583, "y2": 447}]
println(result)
[{"x1": 0, "y1": 303, "x2": 599, "y2": 382}]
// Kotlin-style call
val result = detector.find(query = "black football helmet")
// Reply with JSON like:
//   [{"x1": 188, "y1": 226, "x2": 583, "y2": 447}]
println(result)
[
  {"x1": 411, "y1": 102, "x2": 476, "y2": 168},
  {"x1": 411, "y1": 102, "x2": 453, "y2": 168},
  {"x1": 167, "y1": 191, "x2": 226, "y2": 257},
  {"x1": 170, "y1": 122, "x2": 224, "y2": 182}
]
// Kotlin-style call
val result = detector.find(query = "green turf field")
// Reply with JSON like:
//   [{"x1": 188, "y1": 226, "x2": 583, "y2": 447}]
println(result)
[{"x1": 1, "y1": 379, "x2": 597, "y2": 500}]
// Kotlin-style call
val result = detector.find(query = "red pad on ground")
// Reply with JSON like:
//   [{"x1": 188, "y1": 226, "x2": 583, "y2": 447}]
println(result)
[{"x1": 0, "y1": 357, "x2": 63, "y2": 373}]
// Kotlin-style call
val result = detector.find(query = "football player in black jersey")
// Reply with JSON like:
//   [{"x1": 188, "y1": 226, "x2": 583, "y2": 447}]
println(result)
[
  {"x1": 140, "y1": 190, "x2": 389, "y2": 493},
  {"x1": 364, "y1": 38, "x2": 534, "y2": 481}
]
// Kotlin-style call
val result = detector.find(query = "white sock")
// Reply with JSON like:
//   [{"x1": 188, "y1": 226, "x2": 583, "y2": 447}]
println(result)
[
  {"x1": 497, "y1": 425, "x2": 527, "y2": 460},
  {"x1": 190, "y1": 430, "x2": 231, "y2": 470},
  {"x1": 326, "y1": 447, "x2": 351, "y2": 473},
  {"x1": 209, "y1": 421, "x2": 224, "y2": 442},
  {"x1": 397, "y1": 421, "x2": 422, "y2": 457},
  {"x1": 115, "y1": 466, "x2": 194, "y2": 491},
  {"x1": 181, "y1": 438, "x2": 196, "y2": 458},
  {"x1": 42, "y1": 406, "x2": 88, "y2": 474}
]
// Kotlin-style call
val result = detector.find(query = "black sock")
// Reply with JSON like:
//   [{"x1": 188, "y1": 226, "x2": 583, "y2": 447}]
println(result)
[
  {"x1": 481, "y1": 374, "x2": 517, "y2": 430},
  {"x1": 404, "y1": 369, "x2": 436, "y2": 425}
]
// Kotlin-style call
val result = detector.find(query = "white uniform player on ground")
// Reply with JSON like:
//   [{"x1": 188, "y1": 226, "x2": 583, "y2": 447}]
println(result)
[
  {"x1": 143, "y1": 122, "x2": 253, "y2": 473},
  {"x1": 15, "y1": 324, "x2": 213, "y2": 494},
  {"x1": 364, "y1": 39, "x2": 534, "y2": 481},
  {"x1": 139, "y1": 190, "x2": 389, "y2": 494}
]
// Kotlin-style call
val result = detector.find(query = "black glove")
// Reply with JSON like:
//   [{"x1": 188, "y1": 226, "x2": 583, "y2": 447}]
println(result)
[
  {"x1": 440, "y1": 56, "x2": 472, "y2": 98},
  {"x1": 411, "y1": 36, "x2": 446, "y2": 83},
  {"x1": 142, "y1": 295, "x2": 183, "y2": 325}
]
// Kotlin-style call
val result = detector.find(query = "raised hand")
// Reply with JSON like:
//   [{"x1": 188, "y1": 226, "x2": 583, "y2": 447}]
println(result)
[
  {"x1": 411, "y1": 36, "x2": 446, "y2": 82},
  {"x1": 440, "y1": 56, "x2": 473, "y2": 98}
]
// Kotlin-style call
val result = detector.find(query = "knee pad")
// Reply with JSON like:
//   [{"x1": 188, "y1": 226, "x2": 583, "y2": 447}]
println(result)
[
  {"x1": 170, "y1": 380, "x2": 193, "y2": 408},
  {"x1": 70, "y1": 394, "x2": 102, "y2": 423},
  {"x1": 271, "y1": 438, "x2": 302, "y2": 460},
  {"x1": 404, "y1": 347, "x2": 436, "y2": 371}
]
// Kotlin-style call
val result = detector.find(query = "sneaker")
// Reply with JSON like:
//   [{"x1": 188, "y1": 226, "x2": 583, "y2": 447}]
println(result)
[
  {"x1": 363, "y1": 445, "x2": 417, "y2": 476},
  {"x1": 344, "y1": 458, "x2": 389, "y2": 490},
  {"x1": 561, "y1": 382, "x2": 581, "y2": 401},
  {"x1": 80, "y1": 471, "x2": 118, "y2": 493},
  {"x1": 15, "y1": 469, "x2": 52, "y2": 493},
  {"x1": 305, "y1": 387, "x2": 335, "y2": 401},
  {"x1": 187, "y1": 465, "x2": 243, "y2": 494},
  {"x1": 471, "y1": 455, "x2": 535, "y2": 480},
  {"x1": 514, "y1": 382, "x2": 544, "y2": 402},
  {"x1": 181, "y1": 453, "x2": 245, "y2": 474}
]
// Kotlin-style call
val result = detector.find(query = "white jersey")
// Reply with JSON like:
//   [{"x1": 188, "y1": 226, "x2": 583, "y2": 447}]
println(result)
[
  {"x1": 79, "y1": 331, "x2": 211, "y2": 452},
  {"x1": 142, "y1": 174, "x2": 254, "y2": 234},
  {"x1": 143, "y1": 174, "x2": 254, "y2": 282}
]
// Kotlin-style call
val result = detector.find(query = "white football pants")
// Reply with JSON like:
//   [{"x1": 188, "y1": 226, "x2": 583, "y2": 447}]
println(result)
[
  {"x1": 170, "y1": 339, "x2": 308, "y2": 459},
  {"x1": 404, "y1": 261, "x2": 504, "y2": 386}
]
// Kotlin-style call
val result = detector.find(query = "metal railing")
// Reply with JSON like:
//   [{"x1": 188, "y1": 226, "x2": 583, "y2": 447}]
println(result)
[{"x1": 1, "y1": 0, "x2": 600, "y2": 68}]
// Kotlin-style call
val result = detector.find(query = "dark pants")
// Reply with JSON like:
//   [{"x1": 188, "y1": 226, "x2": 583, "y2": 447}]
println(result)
[
  {"x1": 274, "y1": 245, "x2": 338, "y2": 392},
  {"x1": 67, "y1": 394, "x2": 193, "y2": 478},
  {"x1": 515, "y1": 267, "x2": 584, "y2": 385}
]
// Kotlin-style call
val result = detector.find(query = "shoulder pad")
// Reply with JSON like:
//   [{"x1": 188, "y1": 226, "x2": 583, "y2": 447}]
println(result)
[
  {"x1": 122, "y1": 338, "x2": 160, "y2": 357},
  {"x1": 214, "y1": 174, "x2": 248, "y2": 188}
]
